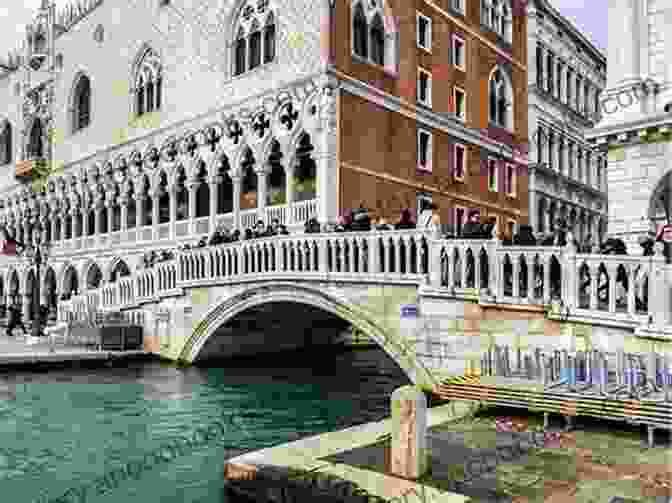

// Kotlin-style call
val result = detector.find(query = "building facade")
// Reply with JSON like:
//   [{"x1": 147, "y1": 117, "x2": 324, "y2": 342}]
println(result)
[
  {"x1": 0, "y1": 0, "x2": 528, "y2": 318},
  {"x1": 586, "y1": 0, "x2": 672, "y2": 253},
  {"x1": 525, "y1": 0, "x2": 608, "y2": 243}
]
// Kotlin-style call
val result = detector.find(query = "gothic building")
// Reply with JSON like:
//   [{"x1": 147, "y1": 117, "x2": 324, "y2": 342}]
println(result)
[
  {"x1": 526, "y1": 0, "x2": 608, "y2": 243},
  {"x1": 0, "y1": 0, "x2": 528, "y2": 318},
  {"x1": 586, "y1": 0, "x2": 672, "y2": 253}
]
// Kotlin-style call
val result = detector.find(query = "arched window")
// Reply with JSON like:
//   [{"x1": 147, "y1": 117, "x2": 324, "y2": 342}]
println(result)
[
  {"x1": 28, "y1": 119, "x2": 43, "y2": 159},
  {"x1": 0, "y1": 121, "x2": 11, "y2": 165},
  {"x1": 489, "y1": 68, "x2": 511, "y2": 129},
  {"x1": 263, "y1": 14, "x2": 275, "y2": 64},
  {"x1": 234, "y1": 28, "x2": 246, "y2": 76},
  {"x1": 249, "y1": 21, "x2": 261, "y2": 69},
  {"x1": 482, "y1": 0, "x2": 511, "y2": 41},
  {"x1": 232, "y1": 3, "x2": 276, "y2": 78},
  {"x1": 72, "y1": 74, "x2": 91, "y2": 132},
  {"x1": 370, "y1": 14, "x2": 385, "y2": 66},
  {"x1": 133, "y1": 46, "x2": 162, "y2": 117},
  {"x1": 353, "y1": 3, "x2": 368, "y2": 58}
]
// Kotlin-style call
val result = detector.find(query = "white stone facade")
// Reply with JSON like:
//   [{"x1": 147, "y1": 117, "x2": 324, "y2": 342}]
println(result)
[
  {"x1": 526, "y1": 0, "x2": 608, "y2": 244},
  {"x1": 0, "y1": 0, "x2": 341, "y2": 314},
  {"x1": 587, "y1": 0, "x2": 672, "y2": 253}
]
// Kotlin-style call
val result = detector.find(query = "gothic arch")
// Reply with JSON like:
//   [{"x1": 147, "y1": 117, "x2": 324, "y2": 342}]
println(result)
[
  {"x1": 179, "y1": 282, "x2": 434, "y2": 387},
  {"x1": 68, "y1": 70, "x2": 92, "y2": 133},
  {"x1": 488, "y1": 65, "x2": 513, "y2": 130}
]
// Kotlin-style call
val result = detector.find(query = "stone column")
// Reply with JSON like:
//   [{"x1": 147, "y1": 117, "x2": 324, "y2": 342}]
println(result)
[
  {"x1": 169, "y1": 186, "x2": 177, "y2": 239},
  {"x1": 187, "y1": 180, "x2": 199, "y2": 235},
  {"x1": 136, "y1": 196, "x2": 145, "y2": 228},
  {"x1": 606, "y1": 0, "x2": 639, "y2": 88},
  {"x1": 390, "y1": 386, "x2": 428, "y2": 480},
  {"x1": 81, "y1": 204, "x2": 89, "y2": 238},
  {"x1": 231, "y1": 175, "x2": 242, "y2": 231},
  {"x1": 70, "y1": 208, "x2": 80, "y2": 238},
  {"x1": 60, "y1": 211, "x2": 67, "y2": 241},
  {"x1": 208, "y1": 176, "x2": 220, "y2": 230},
  {"x1": 286, "y1": 166, "x2": 295, "y2": 225},
  {"x1": 22, "y1": 293, "x2": 31, "y2": 321},
  {"x1": 255, "y1": 166, "x2": 269, "y2": 224},
  {"x1": 151, "y1": 191, "x2": 160, "y2": 240},
  {"x1": 51, "y1": 215, "x2": 58, "y2": 242},
  {"x1": 315, "y1": 81, "x2": 339, "y2": 226},
  {"x1": 119, "y1": 197, "x2": 129, "y2": 232}
]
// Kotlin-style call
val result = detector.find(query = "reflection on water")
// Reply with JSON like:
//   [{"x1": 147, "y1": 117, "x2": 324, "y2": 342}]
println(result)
[{"x1": 0, "y1": 347, "x2": 410, "y2": 503}]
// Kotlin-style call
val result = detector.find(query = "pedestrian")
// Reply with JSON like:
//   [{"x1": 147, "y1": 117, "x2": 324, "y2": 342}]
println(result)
[
  {"x1": 419, "y1": 201, "x2": 440, "y2": 233},
  {"x1": 395, "y1": 208, "x2": 415, "y2": 230},
  {"x1": 6, "y1": 305, "x2": 28, "y2": 337}
]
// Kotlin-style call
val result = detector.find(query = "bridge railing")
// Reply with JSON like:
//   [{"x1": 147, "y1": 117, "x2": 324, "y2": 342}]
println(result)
[{"x1": 58, "y1": 231, "x2": 671, "y2": 330}]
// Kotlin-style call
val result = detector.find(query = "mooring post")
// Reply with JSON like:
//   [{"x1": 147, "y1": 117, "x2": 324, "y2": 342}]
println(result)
[{"x1": 390, "y1": 385, "x2": 428, "y2": 480}]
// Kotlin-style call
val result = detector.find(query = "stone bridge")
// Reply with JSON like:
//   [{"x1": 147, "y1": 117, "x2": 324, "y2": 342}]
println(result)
[{"x1": 10, "y1": 229, "x2": 672, "y2": 391}]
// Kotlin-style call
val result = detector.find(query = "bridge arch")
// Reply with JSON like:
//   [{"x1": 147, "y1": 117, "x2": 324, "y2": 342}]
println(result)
[{"x1": 178, "y1": 282, "x2": 435, "y2": 389}]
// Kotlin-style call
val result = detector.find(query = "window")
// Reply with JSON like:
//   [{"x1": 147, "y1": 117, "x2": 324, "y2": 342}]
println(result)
[
  {"x1": 535, "y1": 44, "x2": 544, "y2": 88},
  {"x1": 72, "y1": 74, "x2": 91, "y2": 132},
  {"x1": 417, "y1": 129, "x2": 432, "y2": 172},
  {"x1": 232, "y1": 1, "x2": 276, "y2": 77},
  {"x1": 482, "y1": 0, "x2": 511, "y2": 41},
  {"x1": 353, "y1": 3, "x2": 368, "y2": 58},
  {"x1": 417, "y1": 193, "x2": 432, "y2": 222},
  {"x1": 546, "y1": 52, "x2": 553, "y2": 94},
  {"x1": 417, "y1": 13, "x2": 431, "y2": 50},
  {"x1": 505, "y1": 164, "x2": 516, "y2": 196},
  {"x1": 452, "y1": 35, "x2": 465, "y2": 71},
  {"x1": 584, "y1": 82, "x2": 590, "y2": 116},
  {"x1": 0, "y1": 121, "x2": 11, "y2": 165},
  {"x1": 454, "y1": 87, "x2": 465, "y2": 120},
  {"x1": 594, "y1": 89, "x2": 600, "y2": 115},
  {"x1": 249, "y1": 22, "x2": 261, "y2": 69},
  {"x1": 454, "y1": 144, "x2": 466, "y2": 180},
  {"x1": 575, "y1": 75, "x2": 581, "y2": 110},
  {"x1": 28, "y1": 118, "x2": 43, "y2": 159},
  {"x1": 566, "y1": 68, "x2": 572, "y2": 104},
  {"x1": 134, "y1": 46, "x2": 162, "y2": 117},
  {"x1": 455, "y1": 207, "x2": 465, "y2": 236},
  {"x1": 556, "y1": 61, "x2": 562, "y2": 99},
  {"x1": 489, "y1": 68, "x2": 511, "y2": 129},
  {"x1": 487, "y1": 158, "x2": 498, "y2": 192},
  {"x1": 370, "y1": 15, "x2": 385, "y2": 65},
  {"x1": 450, "y1": 0, "x2": 464, "y2": 13},
  {"x1": 417, "y1": 68, "x2": 432, "y2": 107}
]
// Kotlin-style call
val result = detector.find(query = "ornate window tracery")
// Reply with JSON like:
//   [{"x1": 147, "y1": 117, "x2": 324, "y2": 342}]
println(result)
[
  {"x1": 133, "y1": 46, "x2": 162, "y2": 117},
  {"x1": 232, "y1": 1, "x2": 276, "y2": 77},
  {"x1": 481, "y1": 0, "x2": 511, "y2": 42},
  {"x1": 488, "y1": 67, "x2": 513, "y2": 130},
  {"x1": 351, "y1": 0, "x2": 395, "y2": 71}
]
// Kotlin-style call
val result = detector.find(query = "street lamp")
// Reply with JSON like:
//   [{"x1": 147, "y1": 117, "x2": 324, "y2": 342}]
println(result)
[{"x1": 21, "y1": 224, "x2": 50, "y2": 338}]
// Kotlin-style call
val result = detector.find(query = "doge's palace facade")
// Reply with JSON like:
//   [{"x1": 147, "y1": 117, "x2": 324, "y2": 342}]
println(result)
[{"x1": 0, "y1": 0, "x2": 339, "y2": 317}]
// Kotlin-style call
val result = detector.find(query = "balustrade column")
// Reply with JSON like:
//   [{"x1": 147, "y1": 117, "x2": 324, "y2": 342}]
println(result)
[
  {"x1": 649, "y1": 244, "x2": 669, "y2": 326},
  {"x1": 256, "y1": 167, "x2": 269, "y2": 225},
  {"x1": 187, "y1": 181, "x2": 199, "y2": 235},
  {"x1": 627, "y1": 267, "x2": 636, "y2": 315},
  {"x1": 512, "y1": 259, "x2": 520, "y2": 298},
  {"x1": 368, "y1": 234, "x2": 379, "y2": 274},
  {"x1": 543, "y1": 258, "x2": 551, "y2": 302},
  {"x1": 231, "y1": 175, "x2": 241, "y2": 231},
  {"x1": 526, "y1": 254, "x2": 535, "y2": 302},
  {"x1": 607, "y1": 265, "x2": 617, "y2": 312},
  {"x1": 590, "y1": 267, "x2": 599, "y2": 309}
]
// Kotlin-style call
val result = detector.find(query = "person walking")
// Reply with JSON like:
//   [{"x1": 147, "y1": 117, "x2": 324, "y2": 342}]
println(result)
[
  {"x1": 419, "y1": 201, "x2": 440, "y2": 234},
  {"x1": 6, "y1": 305, "x2": 28, "y2": 337}
]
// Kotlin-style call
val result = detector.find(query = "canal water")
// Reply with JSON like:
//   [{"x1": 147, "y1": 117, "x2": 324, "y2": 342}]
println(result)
[{"x1": 0, "y1": 347, "x2": 411, "y2": 503}]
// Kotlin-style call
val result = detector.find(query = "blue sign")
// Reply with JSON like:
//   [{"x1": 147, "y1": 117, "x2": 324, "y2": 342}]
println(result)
[{"x1": 400, "y1": 305, "x2": 419, "y2": 318}]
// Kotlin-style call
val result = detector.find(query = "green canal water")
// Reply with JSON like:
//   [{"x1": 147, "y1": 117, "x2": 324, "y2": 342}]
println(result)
[{"x1": 0, "y1": 347, "x2": 411, "y2": 503}]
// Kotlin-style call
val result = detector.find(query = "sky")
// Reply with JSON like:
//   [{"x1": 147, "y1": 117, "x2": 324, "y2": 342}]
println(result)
[{"x1": 0, "y1": 0, "x2": 608, "y2": 63}]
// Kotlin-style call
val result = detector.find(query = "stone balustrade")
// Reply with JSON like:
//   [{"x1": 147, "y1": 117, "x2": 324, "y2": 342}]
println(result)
[{"x1": 57, "y1": 231, "x2": 671, "y2": 332}]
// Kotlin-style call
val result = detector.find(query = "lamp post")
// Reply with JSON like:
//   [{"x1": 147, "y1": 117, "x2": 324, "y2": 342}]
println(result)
[{"x1": 21, "y1": 224, "x2": 50, "y2": 338}]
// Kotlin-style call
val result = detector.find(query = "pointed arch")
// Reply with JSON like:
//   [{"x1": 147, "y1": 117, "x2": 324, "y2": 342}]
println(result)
[
  {"x1": 131, "y1": 44, "x2": 162, "y2": 117},
  {"x1": 488, "y1": 66, "x2": 513, "y2": 130}
]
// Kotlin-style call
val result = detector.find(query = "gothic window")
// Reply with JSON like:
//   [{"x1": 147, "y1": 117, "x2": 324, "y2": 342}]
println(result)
[
  {"x1": 133, "y1": 46, "x2": 162, "y2": 117},
  {"x1": 232, "y1": 2, "x2": 276, "y2": 77},
  {"x1": 28, "y1": 119, "x2": 43, "y2": 159},
  {"x1": 235, "y1": 28, "x2": 246, "y2": 76},
  {"x1": 370, "y1": 14, "x2": 385, "y2": 65},
  {"x1": 249, "y1": 21, "x2": 261, "y2": 69},
  {"x1": 353, "y1": 3, "x2": 368, "y2": 58},
  {"x1": 263, "y1": 14, "x2": 275, "y2": 64},
  {"x1": 482, "y1": 0, "x2": 511, "y2": 42},
  {"x1": 489, "y1": 68, "x2": 511, "y2": 129},
  {"x1": 72, "y1": 74, "x2": 91, "y2": 132},
  {"x1": 0, "y1": 122, "x2": 11, "y2": 166}
]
